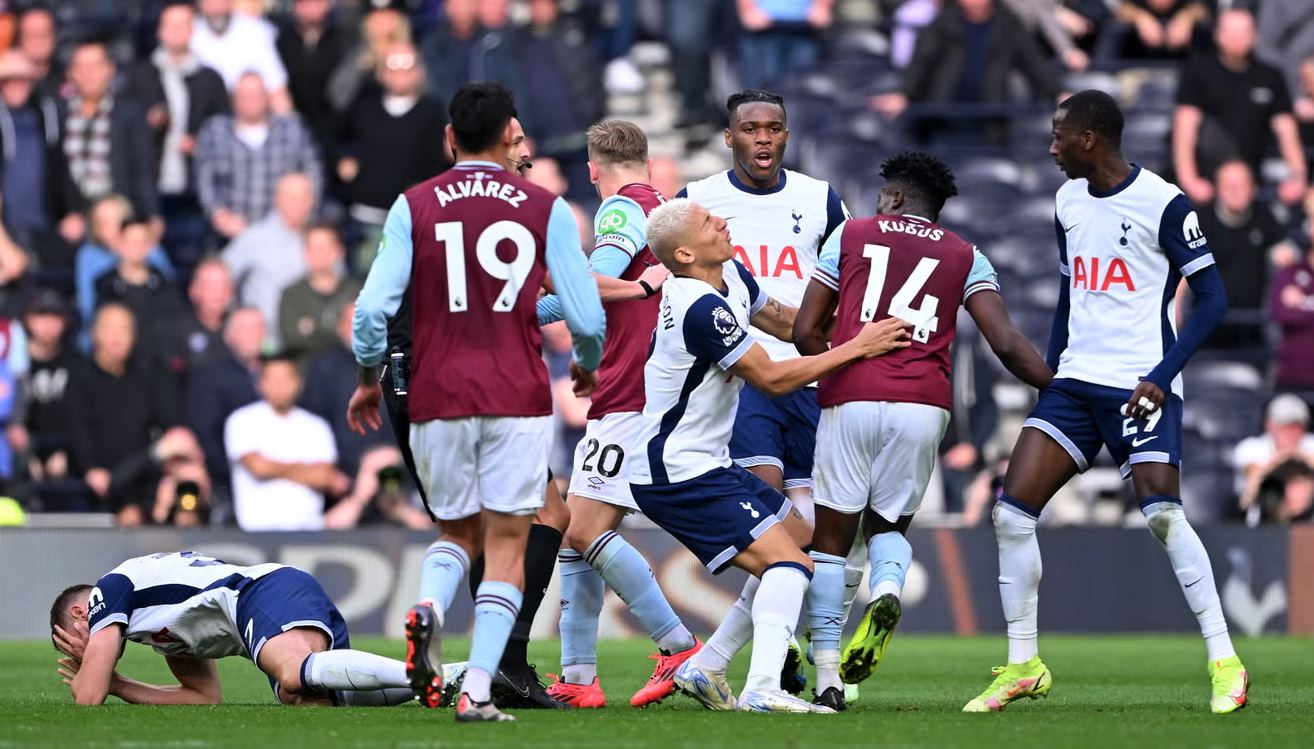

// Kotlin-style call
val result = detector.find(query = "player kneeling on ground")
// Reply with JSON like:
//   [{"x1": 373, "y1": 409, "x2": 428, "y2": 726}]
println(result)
[
  {"x1": 629, "y1": 199, "x2": 910, "y2": 714},
  {"x1": 51, "y1": 551, "x2": 414, "y2": 707}
]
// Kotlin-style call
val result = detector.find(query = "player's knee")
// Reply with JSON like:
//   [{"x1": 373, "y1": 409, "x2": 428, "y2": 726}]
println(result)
[
  {"x1": 992, "y1": 503, "x2": 1037, "y2": 542},
  {"x1": 1141, "y1": 501, "x2": 1184, "y2": 544}
]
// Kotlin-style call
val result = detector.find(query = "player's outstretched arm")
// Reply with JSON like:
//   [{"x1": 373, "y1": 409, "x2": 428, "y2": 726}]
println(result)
[
  {"x1": 106, "y1": 656, "x2": 223, "y2": 706},
  {"x1": 750, "y1": 295, "x2": 798, "y2": 342},
  {"x1": 793, "y1": 279, "x2": 840, "y2": 356},
  {"x1": 545, "y1": 197, "x2": 606, "y2": 369},
  {"x1": 965, "y1": 290, "x2": 1053, "y2": 390},
  {"x1": 730, "y1": 318, "x2": 910, "y2": 396}
]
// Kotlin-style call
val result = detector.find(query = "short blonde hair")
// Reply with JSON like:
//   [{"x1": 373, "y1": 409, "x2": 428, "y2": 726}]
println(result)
[
  {"x1": 646, "y1": 198, "x2": 697, "y2": 266},
  {"x1": 586, "y1": 120, "x2": 648, "y2": 167}
]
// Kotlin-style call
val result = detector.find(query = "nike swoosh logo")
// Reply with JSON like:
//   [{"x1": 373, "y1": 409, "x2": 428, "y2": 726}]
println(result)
[
  {"x1": 1064, "y1": 224, "x2": 1079, "y2": 233},
  {"x1": 1131, "y1": 436, "x2": 1159, "y2": 447},
  {"x1": 1185, "y1": 577, "x2": 1203, "y2": 588},
  {"x1": 844, "y1": 583, "x2": 860, "y2": 589}
]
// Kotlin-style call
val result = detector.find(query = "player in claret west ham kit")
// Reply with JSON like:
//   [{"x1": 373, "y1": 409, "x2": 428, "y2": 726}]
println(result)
[
  {"x1": 792, "y1": 150, "x2": 1053, "y2": 712},
  {"x1": 962, "y1": 91, "x2": 1248, "y2": 715},
  {"x1": 350, "y1": 83, "x2": 605, "y2": 722}
]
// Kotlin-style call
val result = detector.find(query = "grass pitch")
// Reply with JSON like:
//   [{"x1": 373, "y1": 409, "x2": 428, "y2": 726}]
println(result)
[{"x1": 1, "y1": 635, "x2": 1311, "y2": 748}]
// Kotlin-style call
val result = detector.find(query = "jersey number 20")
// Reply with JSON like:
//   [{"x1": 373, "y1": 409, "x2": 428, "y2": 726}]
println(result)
[
  {"x1": 436, "y1": 221, "x2": 536, "y2": 312},
  {"x1": 859, "y1": 243, "x2": 940, "y2": 343}
]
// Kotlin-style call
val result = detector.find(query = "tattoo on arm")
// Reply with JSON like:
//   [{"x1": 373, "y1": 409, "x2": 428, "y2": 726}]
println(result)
[{"x1": 765, "y1": 297, "x2": 785, "y2": 319}]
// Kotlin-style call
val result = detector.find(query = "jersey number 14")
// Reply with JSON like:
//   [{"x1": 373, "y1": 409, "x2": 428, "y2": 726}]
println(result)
[
  {"x1": 859, "y1": 243, "x2": 940, "y2": 343},
  {"x1": 436, "y1": 221, "x2": 536, "y2": 312}
]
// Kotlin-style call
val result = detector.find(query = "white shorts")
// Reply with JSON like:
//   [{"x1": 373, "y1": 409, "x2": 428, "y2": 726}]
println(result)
[
  {"x1": 409, "y1": 415, "x2": 552, "y2": 521},
  {"x1": 812, "y1": 401, "x2": 950, "y2": 522},
  {"x1": 566, "y1": 411, "x2": 642, "y2": 512}
]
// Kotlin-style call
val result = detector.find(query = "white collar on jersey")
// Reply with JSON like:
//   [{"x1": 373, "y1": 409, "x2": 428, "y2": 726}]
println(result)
[
  {"x1": 453, "y1": 160, "x2": 504, "y2": 170},
  {"x1": 903, "y1": 214, "x2": 932, "y2": 223},
  {"x1": 727, "y1": 168, "x2": 788, "y2": 195}
]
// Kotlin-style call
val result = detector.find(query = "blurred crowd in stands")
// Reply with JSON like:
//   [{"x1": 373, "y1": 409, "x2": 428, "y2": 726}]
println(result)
[{"x1": 0, "y1": 0, "x2": 1310, "y2": 529}]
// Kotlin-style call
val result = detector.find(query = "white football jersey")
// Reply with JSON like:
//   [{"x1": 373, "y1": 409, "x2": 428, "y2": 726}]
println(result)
[
  {"x1": 86, "y1": 552, "x2": 284, "y2": 659},
  {"x1": 679, "y1": 169, "x2": 848, "y2": 362},
  {"x1": 630, "y1": 261, "x2": 765, "y2": 485},
  {"x1": 1053, "y1": 165, "x2": 1215, "y2": 396}
]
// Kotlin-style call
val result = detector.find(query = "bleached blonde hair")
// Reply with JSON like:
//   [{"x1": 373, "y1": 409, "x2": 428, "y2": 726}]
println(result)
[{"x1": 646, "y1": 198, "x2": 698, "y2": 267}]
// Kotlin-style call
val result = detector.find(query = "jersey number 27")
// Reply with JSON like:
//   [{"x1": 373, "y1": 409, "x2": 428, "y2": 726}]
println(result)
[
  {"x1": 436, "y1": 221, "x2": 536, "y2": 312},
  {"x1": 859, "y1": 243, "x2": 940, "y2": 343}
]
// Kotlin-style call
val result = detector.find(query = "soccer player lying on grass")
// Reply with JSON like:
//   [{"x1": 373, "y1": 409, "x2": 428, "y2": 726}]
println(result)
[{"x1": 50, "y1": 551, "x2": 415, "y2": 707}]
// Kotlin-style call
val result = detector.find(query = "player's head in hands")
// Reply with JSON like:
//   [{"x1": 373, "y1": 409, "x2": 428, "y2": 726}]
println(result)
[
  {"x1": 586, "y1": 119, "x2": 650, "y2": 197},
  {"x1": 446, "y1": 82, "x2": 523, "y2": 166},
  {"x1": 49, "y1": 583, "x2": 92, "y2": 642},
  {"x1": 877, "y1": 150, "x2": 959, "y2": 222},
  {"x1": 647, "y1": 199, "x2": 734, "y2": 274},
  {"x1": 1050, "y1": 89, "x2": 1125, "y2": 180},
  {"x1": 725, "y1": 89, "x2": 787, "y2": 189}
]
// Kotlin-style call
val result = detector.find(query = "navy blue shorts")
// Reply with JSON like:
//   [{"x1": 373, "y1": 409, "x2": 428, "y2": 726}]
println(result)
[
  {"x1": 236, "y1": 567, "x2": 350, "y2": 670},
  {"x1": 632, "y1": 464, "x2": 792, "y2": 574},
  {"x1": 1025, "y1": 378, "x2": 1182, "y2": 478},
  {"x1": 729, "y1": 385, "x2": 820, "y2": 489}
]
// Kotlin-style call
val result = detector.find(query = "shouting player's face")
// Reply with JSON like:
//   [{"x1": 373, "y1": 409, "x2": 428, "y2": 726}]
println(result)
[
  {"x1": 727, "y1": 102, "x2": 787, "y2": 187},
  {"x1": 1049, "y1": 108, "x2": 1092, "y2": 180},
  {"x1": 686, "y1": 204, "x2": 735, "y2": 267}
]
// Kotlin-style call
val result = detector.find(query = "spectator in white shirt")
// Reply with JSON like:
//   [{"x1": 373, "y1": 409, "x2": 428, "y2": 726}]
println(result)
[
  {"x1": 192, "y1": 0, "x2": 292, "y2": 112},
  {"x1": 224, "y1": 353, "x2": 345, "y2": 531},
  {"x1": 1234, "y1": 394, "x2": 1314, "y2": 523}
]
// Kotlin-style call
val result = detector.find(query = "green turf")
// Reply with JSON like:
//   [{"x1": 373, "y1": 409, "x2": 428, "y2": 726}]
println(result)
[{"x1": 1, "y1": 635, "x2": 1310, "y2": 748}]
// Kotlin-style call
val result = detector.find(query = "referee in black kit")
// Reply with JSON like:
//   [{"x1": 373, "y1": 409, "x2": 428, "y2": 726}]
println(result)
[{"x1": 353, "y1": 115, "x2": 571, "y2": 710}]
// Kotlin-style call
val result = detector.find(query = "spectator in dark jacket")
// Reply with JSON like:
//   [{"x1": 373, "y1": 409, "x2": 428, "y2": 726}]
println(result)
[
  {"x1": 518, "y1": 0, "x2": 606, "y2": 201},
  {"x1": 1172, "y1": 9, "x2": 1307, "y2": 207},
  {"x1": 154, "y1": 256, "x2": 234, "y2": 384},
  {"x1": 93, "y1": 218, "x2": 187, "y2": 345},
  {"x1": 420, "y1": 0, "x2": 525, "y2": 114},
  {"x1": 123, "y1": 1, "x2": 228, "y2": 272},
  {"x1": 277, "y1": 0, "x2": 352, "y2": 151},
  {"x1": 15, "y1": 5, "x2": 59, "y2": 101},
  {"x1": 185, "y1": 306, "x2": 262, "y2": 506},
  {"x1": 22, "y1": 289, "x2": 83, "y2": 486},
  {"x1": 68, "y1": 302, "x2": 187, "y2": 525},
  {"x1": 335, "y1": 42, "x2": 447, "y2": 260},
  {"x1": 0, "y1": 50, "x2": 83, "y2": 268},
  {"x1": 60, "y1": 40, "x2": 161, "y2": 233},
  {"x1": 277, "y1": 222, "x2": 359, "y2": 364},
  {"x1": 871, "y1": 0, "x2": 1063, "y2": 142}
]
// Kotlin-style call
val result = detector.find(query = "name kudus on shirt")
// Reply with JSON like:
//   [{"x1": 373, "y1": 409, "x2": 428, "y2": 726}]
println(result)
[{"x1": 434, "y1": 173, "x2": 528, "y2": 208}]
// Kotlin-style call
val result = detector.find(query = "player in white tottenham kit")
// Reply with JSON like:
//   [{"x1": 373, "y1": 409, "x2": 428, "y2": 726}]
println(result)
[
  {"x1": 628, "y1": 199, "x2": 910, "y2": 713},
  {"x1": 679, "y1": 89, "x2": 863, "y2": 694},
  {"x1": 50, "y1": 552, "x2": 415, "y2": 706},
  {"x1": 964, "y1": 91, "x2": 1248, "y2": 714}
]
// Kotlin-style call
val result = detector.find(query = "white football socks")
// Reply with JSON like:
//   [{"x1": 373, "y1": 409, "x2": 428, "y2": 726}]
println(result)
[
  {"x1": 994, "y1": 501, "x2": 1041, "y2": 664},
  {"x1": 301, "y1": 650, "x2": 409, "y2": 692},
  {"x1": 1142, "y1": 499, "x2": 1235, "y2": 661},
  {"x1": 693, "y1": 576, "x2": 759, "y2": 673},
  {"x1": 743, "y1": 564, "x2": 810, "y2": 693}
]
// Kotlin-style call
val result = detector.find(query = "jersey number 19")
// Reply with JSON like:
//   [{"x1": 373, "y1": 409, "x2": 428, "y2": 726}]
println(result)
[
  {"x1": 859, "y1": 243, "x2": 940, "y2": 343},
  {"x1": 436, "y1": 220, "x2": 536, "y2": 312}
]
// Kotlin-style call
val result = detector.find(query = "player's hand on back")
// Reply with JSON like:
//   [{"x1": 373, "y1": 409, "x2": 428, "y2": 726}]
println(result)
[
  {"x1": 851, "y1": 317, "x2": 912, "y2": 359},
  {"x1": 571, "y1": 362, "x2": 598, "y2": 398},
  {"x1": 1123, "y1": 379, "x2": 1165, "y2": 421},
  {"x1": 346, "y1": 382, "x2": 384, "y2": 435},
  {"x1": 637, "y1": 263, "x2": 671, "y2": 295}
]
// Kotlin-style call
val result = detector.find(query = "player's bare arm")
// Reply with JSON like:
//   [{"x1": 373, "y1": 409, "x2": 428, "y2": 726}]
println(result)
[
  {"x1": 792, "y1": 279, "x2": 840, "y2": 356},
  {"x1": 964, "y1": 290, "x2": 1053, "y2": 390},
  {"x1": 749, "y1": 295, "x2": 797, "y2": 341},
  {"x1": 65, "y1": 624, "x2": 122, "y2": 705},
  {"x1": 729, "y1": 318, "x2": 910, "y2": 397}
]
